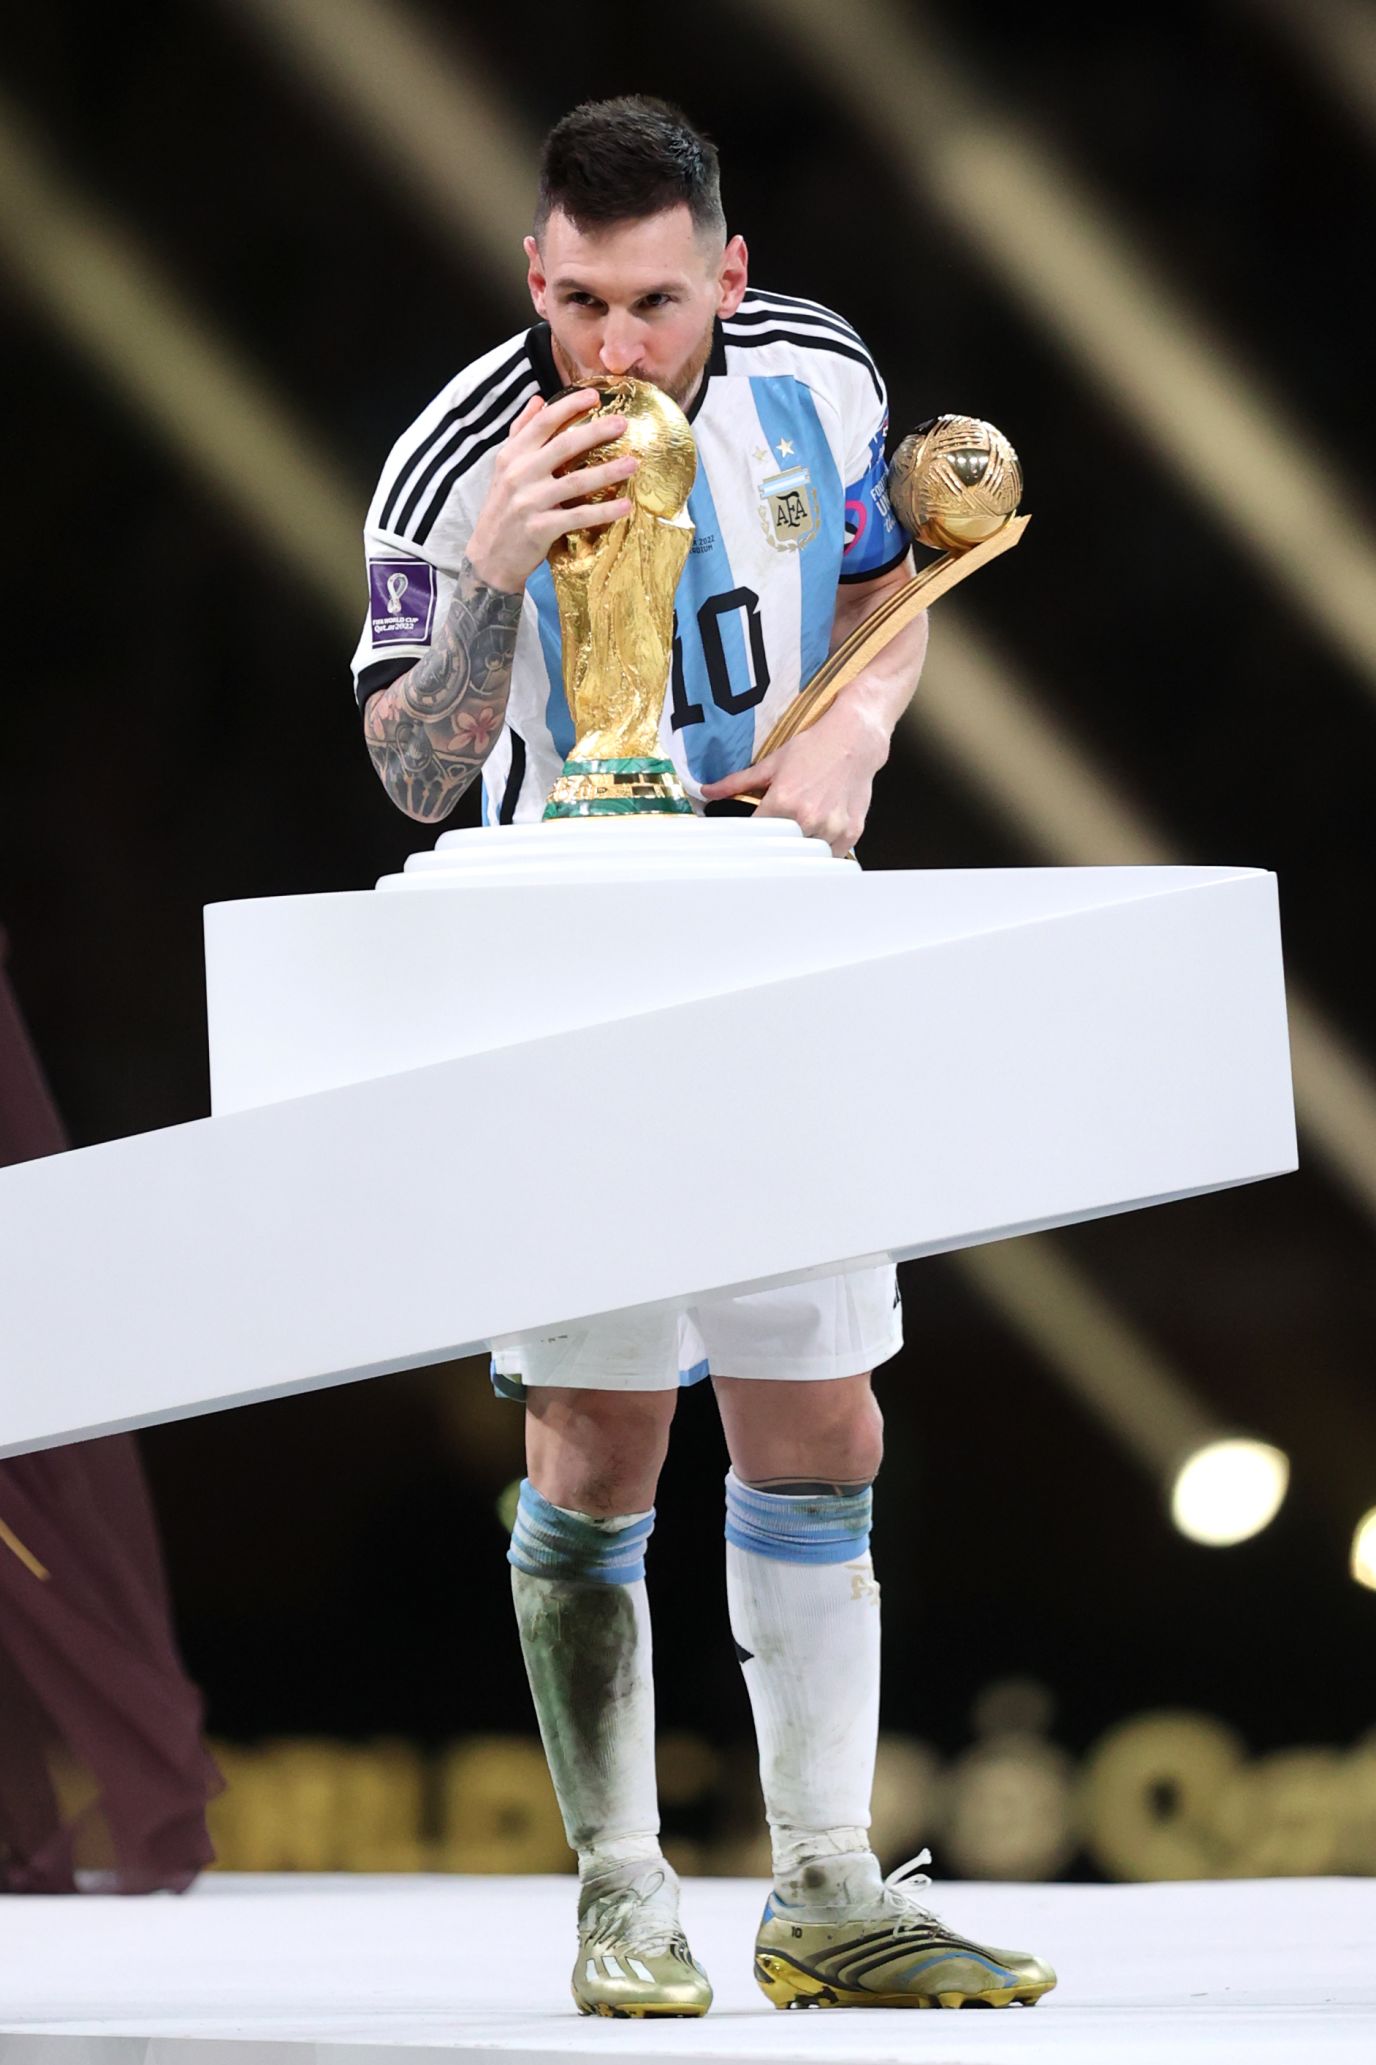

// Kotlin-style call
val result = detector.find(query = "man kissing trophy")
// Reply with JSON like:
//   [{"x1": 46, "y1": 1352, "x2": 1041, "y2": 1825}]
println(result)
[{"x1": 355, "y1": 96, "x2": 1052, "y2": 2018}]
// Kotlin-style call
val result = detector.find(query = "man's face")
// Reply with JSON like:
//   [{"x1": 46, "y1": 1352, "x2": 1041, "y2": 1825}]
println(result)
[{"x1": 526, "y1": 206, "x2": 748, "y2": 408}]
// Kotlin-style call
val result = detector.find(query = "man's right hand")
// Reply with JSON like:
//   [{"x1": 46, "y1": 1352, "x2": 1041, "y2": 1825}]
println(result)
[{"x1": 465, "y1": 389, "x2": 639, "y2": 594}]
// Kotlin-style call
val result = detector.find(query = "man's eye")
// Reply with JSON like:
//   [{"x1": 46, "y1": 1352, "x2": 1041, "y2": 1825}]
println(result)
[
  {"x1": 639, "y1": 294, "x2": 672, "y2": 310},
  {"x1": 566, "y1": 293, "x2": 599, "y2": 309}
]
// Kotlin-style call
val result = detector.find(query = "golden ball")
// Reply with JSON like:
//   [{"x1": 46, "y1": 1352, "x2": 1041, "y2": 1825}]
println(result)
[
  {"x1": 888, "y1": 414, "x2": 1022, "y2": 552},
  {"x1": 551, "y1": 376, "x2": 696, "y2": 520}
]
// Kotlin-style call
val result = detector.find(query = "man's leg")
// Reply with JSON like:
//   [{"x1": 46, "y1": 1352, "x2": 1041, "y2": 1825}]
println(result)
[
  {"x1": 715, "y1": 1368, "x2": 1055, "y2": 2010},
  {"x1": 713, "y1": 1371, "x2": 884, "y2": 1900},
  {"x1": 511, "y1": 1382, "x2": 711, "y2": 2016},
  {"x1": 515, "y1": 1385, "x2": 673, "y2": 1875}
]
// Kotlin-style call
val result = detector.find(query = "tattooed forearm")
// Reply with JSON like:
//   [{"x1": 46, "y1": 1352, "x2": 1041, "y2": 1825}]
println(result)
[{"x1": 363, "y1": 557, "x2": 523, "y2": 820}]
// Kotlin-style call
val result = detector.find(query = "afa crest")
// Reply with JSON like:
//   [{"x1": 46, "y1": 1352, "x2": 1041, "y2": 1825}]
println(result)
[{"x1": 758, "y1": 464, "x2": 820, "y2": 552}]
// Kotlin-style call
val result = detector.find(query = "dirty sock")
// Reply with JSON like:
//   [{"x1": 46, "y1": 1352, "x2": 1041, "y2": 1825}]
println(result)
[{"x1": 509, "y1": 1477, "x2": 661, "y2": 1879}]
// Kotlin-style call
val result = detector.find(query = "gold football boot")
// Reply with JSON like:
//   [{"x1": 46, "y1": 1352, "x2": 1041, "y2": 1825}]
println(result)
[
  {"x1": 754, "y1": 1850, "x2": 1056, "y2": 2011},
  {"x1": 572, "y1": 1859, "x2": 713, "y2": 2018}
]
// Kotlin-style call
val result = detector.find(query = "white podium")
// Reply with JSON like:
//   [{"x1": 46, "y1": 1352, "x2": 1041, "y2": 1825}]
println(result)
[{"x1": 0, "y1": 821, "x2": 1295, "y2": 1457}]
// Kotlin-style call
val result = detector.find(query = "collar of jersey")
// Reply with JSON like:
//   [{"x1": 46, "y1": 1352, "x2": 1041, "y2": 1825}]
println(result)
[{"x1": 526, "y1": 318, "x2": 724, "y2": 426}]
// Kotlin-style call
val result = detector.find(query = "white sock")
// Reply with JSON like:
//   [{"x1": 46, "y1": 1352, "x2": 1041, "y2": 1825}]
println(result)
[
  {"x1": 724, "y1": 1472, "x2": 881, "y2": 1897},
  {"x1": 509, "y1": 1479, "x2": 661, "y2": 1880}
]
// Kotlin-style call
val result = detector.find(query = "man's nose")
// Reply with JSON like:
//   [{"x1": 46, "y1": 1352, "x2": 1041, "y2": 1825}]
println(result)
[{"x1": 599, "y1": 319, "x2": 643, "y2": 374}]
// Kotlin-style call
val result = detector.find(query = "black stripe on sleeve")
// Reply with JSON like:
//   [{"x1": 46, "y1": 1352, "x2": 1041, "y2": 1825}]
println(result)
[
  {"x1": 498, "y1": 729, "x2": 527, "y2": 823},
  {"x1": 395, "y1": 369, "x2": 537, "y2": 539},
  {"x1": 379, "y1": 341, "x2": 529, "y2": 531},
  {"x1": 355, "y1": 654, "x2": 418, "y2": 711},
  {"x1": 720, "y1": 328, "x2": 885, "y2": 403},
  {"x1": 727, "y1": 305, "x2": 868, "y2": 342},
  {"x1": 837, "y1": 540, "x2": 912, "y2": 585},
  {"x1": 411, "y1": 411, "x2": 535, "y2": 546},
  {"x1": 732, "y1": 292, "x2": 865, "y2": 344}
]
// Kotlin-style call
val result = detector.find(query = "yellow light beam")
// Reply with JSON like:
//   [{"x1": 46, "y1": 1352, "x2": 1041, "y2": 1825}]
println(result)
[
  {"x1": 1246, "y1": 0, "x2": 1376, "y2": 148},
  {"x1": 747, "y1": 0, "x2": 1376, "y2": 708},
  {"x1": 0, "y1": 91, "x2": 359, "y2": 619},
  {"x1": 227, "y1": 0, "x2": 535, "y2": 298},
  {"x1": 955, "y1": 1236, "x2": 1217, "y2": 1478}
]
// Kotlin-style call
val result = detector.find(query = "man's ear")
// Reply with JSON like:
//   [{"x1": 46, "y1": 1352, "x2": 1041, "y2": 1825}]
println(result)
[
  {"x1": 716, "y1": 234, "x2": 749, "y2": 319},
  {"x1": 525, "y1": 234, "x2": 547, "y2": 316}
]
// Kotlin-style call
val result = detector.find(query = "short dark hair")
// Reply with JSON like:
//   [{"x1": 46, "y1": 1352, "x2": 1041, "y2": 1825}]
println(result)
[{"x1": 534, "y1": 96, "x2": 725, "y2": 242}]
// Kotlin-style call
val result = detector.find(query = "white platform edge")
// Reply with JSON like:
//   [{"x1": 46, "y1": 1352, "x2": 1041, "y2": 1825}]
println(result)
[{"x1": 0, "y1": 1873, "x2": 1372, "y2": 2065}]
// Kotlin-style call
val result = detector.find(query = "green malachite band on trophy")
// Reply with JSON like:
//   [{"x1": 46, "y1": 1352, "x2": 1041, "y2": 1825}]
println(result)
[
  {"x1": 562, "y1": 758, "x2": 677, "y2": 775},
  {"x1": 543, "y1": 756, "x2": 694, "y2": 819}
]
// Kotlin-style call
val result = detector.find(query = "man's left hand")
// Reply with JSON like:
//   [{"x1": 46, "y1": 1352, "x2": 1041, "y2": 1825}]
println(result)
[{"x1": 699, "y1": 701, "x2": 890, "y2": 858}]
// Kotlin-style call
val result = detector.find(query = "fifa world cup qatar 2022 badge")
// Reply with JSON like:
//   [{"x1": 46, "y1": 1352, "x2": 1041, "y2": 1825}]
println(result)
[
  {"x1": 542, "y1": 378, "x2": 698, "y2": 818},
  {"x1": 368, "y1": 558, "x2": 437, "y2": 646}
]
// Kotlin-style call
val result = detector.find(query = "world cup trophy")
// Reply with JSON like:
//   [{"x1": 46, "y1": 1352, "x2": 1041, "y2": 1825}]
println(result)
[{"x1": 542, "y1": 377, "x2": 698, "y2": 817}]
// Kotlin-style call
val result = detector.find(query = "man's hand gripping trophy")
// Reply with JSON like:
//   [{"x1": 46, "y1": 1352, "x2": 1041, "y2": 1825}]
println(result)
[{"x1": 468, "y1": 378, "x2": 699, "y2": 817}]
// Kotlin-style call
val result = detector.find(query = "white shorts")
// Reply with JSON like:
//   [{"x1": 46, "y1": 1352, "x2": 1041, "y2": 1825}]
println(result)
[{"x1": 490, "y1": 1264, "x2": 902, "y2": 1395}]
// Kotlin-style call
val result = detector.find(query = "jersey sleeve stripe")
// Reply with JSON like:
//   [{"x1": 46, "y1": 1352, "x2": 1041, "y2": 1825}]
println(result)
[
  {"x1": 725, "y1": 306, "x2": 879, "y2": 365},
  {"x1": 733, "y1": 289, "x2": 866, "y2": 345},
  {"x1": 721, "y1": 328, "x2": 886, "y2": 405},
  {"x1": 355, "y1": 654, "x2": 415, "y2": 710},
  {"x1": 408, "y1": 395, "x2": 539, "y2": 546},
  {"x1": 838, "y1": 539, "x2": 911, "y2": 584},
  {"x1": 392, "y1": 369, "x2": 538, "y2": 541},
  {"x1": 378, "y1": 341, "x2": 530, "y2": 531}
]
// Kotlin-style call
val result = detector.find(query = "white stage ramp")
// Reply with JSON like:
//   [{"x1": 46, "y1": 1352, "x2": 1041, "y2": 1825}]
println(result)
[
  {"x1": 0, "y1": 827, "x2": 1296, "y2": 1458},
  {"x1": 0, "y1": 1873, "x2": 1372, "y2": 2065}
]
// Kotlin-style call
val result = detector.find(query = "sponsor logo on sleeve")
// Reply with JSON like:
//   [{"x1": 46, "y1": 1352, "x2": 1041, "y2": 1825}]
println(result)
[{"x1": 368, "y1": 558, "x2": 437, "y2": 646}]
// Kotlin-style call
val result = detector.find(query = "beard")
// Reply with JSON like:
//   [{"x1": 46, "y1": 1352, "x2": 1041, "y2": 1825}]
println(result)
[{"x1": 551, "y1": 324, "x2": 715, "y2": 410}]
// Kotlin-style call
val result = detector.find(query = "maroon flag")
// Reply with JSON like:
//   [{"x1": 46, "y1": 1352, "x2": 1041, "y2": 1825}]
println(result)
[{"x1": 0, "y1": 932, "x2": 221, "y2": 1892}]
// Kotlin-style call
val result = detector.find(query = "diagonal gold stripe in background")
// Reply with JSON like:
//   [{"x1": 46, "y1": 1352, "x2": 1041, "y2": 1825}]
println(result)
[
  {"x1": 0, "y1": 91, "x2": 359, "y2": 617},
  {"x1": 748, "y1": 0, "x2": 1376, "y2": 712}
]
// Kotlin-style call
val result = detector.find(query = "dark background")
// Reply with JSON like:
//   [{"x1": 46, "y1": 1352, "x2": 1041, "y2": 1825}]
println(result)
[{"x1": 1, "y1": 1, "x2": 1373, "y2": 1873}]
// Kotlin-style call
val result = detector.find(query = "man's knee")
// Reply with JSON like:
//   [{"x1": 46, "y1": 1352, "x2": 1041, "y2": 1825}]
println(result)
[
  {"x1": 715, "y1": 1372, "x2": 884, "y2": 1489},
  {"x1": 525, "y1": 1386, "x2": 677, "y2": 1515}
]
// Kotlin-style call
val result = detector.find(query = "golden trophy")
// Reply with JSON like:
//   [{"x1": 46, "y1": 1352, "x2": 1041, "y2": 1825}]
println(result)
[
  {"x1": 743, "y1": 414, "x2": 1027, "y2": 776},
  {"x1": 542, "y1": 377, "x2": 698, "y2": 817}
]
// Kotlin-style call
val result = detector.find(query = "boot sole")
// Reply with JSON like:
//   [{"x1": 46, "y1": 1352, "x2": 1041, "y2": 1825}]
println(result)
[
  {"x1": 574, "y1": 1994, "x2": 711, "y2": 2018},
  {"x1": 755, "y1": 1948, "x2": 1053, "y2": 2010}
]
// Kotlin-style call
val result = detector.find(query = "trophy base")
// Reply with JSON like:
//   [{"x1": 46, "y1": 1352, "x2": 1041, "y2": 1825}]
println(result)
[{"x1": 543, "y1": 757, "x2": 693, "y2": 818}]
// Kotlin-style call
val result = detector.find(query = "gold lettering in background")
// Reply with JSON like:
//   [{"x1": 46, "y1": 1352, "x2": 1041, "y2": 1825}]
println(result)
[{"x1": 205, "y1": 1716, "x2": 1376, "y2": 1880}]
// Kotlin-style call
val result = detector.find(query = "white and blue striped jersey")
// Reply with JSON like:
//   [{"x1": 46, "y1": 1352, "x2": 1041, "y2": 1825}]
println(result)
[{"x1": 351, "y1": 291, "x2": 908, "y2": 823}]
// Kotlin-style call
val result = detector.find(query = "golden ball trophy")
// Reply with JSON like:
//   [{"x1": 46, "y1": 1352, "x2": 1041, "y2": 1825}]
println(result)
[
  {"x1": 542, "y1": 377, "x2": 698, "y2": 817},
  {"x1": 742, "y1": 414, "x2": 1027, "y2": 781},
  {"x1": 541, "y1": 398, "x2": 1027, "y2": 819}
]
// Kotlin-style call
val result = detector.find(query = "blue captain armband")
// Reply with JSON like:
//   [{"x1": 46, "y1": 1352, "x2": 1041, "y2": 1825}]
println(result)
[{"x1": 840, "y1": 422, "x2": 907, "y2": 582}]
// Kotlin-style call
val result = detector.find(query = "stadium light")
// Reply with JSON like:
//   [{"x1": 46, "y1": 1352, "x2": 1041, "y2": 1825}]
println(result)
[
  {"x1": 1170, "y1": 1438, "x2": 1290, "y2": 1547},
  {"x1": 1350, "y1": 1508, "x2": 1376, "y2": 1589}
]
